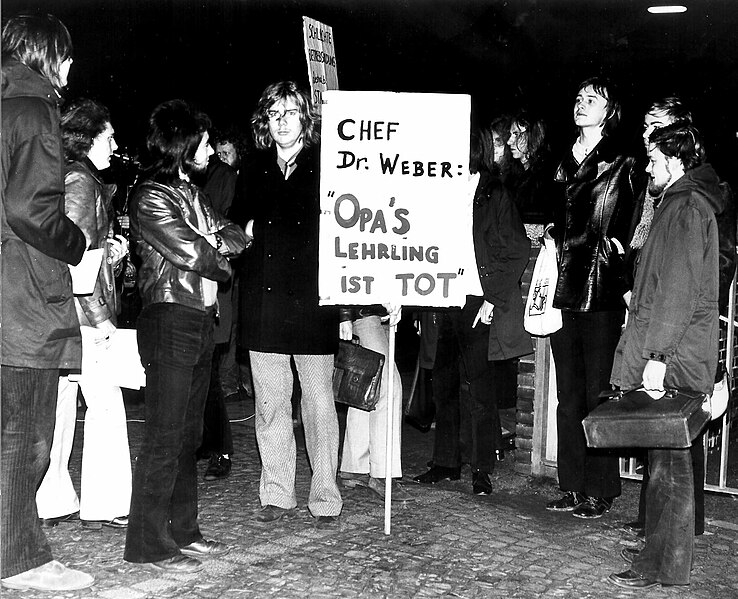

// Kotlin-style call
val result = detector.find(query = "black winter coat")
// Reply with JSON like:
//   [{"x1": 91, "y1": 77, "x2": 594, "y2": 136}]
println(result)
[
  {"x1": 1, "y1": 60, "x2": 86, "y2": 368},
  {"x1": 473, "y1": 171, "x2": 533, "y2": 360},
  {"x1": 552, "y1": 136, "x2": 639, "y2": 312},
  {"x1": 234, "y1": 146, "x2": 338, "y2": 355}
]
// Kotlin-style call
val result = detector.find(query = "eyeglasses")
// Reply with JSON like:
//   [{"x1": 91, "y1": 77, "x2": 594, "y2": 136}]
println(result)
[{"x1": 266, "y1": 109, "x2": 299, "y2": 122}]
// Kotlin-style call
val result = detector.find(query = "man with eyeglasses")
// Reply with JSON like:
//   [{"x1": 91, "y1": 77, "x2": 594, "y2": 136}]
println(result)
[{"x1": 231, "y1": 81, "x2": 342, "y2": 529}]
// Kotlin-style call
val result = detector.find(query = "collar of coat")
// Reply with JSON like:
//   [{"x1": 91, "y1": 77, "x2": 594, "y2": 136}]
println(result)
[{"x1": 554, "y1": 134, "x2": 624, "y2": 183}]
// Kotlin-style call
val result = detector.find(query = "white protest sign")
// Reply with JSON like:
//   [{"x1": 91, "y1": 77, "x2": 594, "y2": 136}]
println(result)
[
  {"x1": 302, "y1": 16, "x2": 338, "y2": 110},
  {"x1": 318, "y1": 90, "x2": 481, "y2": 307}
]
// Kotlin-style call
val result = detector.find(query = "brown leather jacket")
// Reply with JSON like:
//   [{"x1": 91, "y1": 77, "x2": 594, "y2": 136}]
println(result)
[
  {"x1": 64, "y1": 158, "x2": 120, "y2": 326},
  {"x1": 131, "y1": 179, "x2": 249, "y2": 312}
]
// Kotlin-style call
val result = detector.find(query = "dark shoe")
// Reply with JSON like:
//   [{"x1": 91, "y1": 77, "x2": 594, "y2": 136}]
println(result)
[
  {"x1": 81, "y1": 515, "x2": 128, "y2": 530},
  {"x1": 472, "y1": 471, "x2": 493, "y2": 495},
  {"x1": 39, "y1": 512, "x2": 79, "y2": 528},
  {"x1": 148, "y1": 555, "x2": 203, "y2": 573},
  {"x1": 204, "y1": 454, "x2": 232, "y2": 481},
  {"x1": 253, "y1": 505, "x2": 293, "y2": 523},
  {"x1": 623, "y1": 520, "x2": 645, "y2": 535},
  {"x1": 1, "y1": 561, "x2": 94, "y2": 591},
  {"x1": 572, "y1": 496, "x2": 612, "y2": 519},
  {"x1": 621, "y1": 547, "x2": 640, "y2": 564},
  {"x1": 367, "y1": 476, "x2": 414, "y2": 502},
  {"x1": 545, "y1": 492, "x2": 586, "y2": 512},
  {"x1": 413, "y1": 465, "x2": 461, "y2": 484},
  {"x1": 338, "y1": 471, "x2": 370, "y2": 489},
  {"x1": 180, "y1": 539, "x2": 229, "y2": 558},
  {"x1": 608, "y1": 569, "x2": 659, "y2": 589},
  {"x1": 315, "y1": 515, "x2": 339, "y2": 529}
]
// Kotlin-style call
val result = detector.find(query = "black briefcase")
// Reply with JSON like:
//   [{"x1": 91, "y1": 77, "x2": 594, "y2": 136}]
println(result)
[
  {"x1": 583, "y1": 388, "x2": 710, "y2": 449},
  {"x1": 333, "y1": 338, "x2": 385, "y2": 412}
]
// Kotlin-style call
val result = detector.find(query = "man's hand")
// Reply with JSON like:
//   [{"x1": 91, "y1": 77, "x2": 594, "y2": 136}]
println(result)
[
  {"x1": 642, "y1": 359, "x2": 667, "y2": 399},
  {"x1": 382, "y1": 302, "x2": 402, "y2": 327},
  {"x1": 339, "y1": 320, "x2": 353, "y2": 341}
]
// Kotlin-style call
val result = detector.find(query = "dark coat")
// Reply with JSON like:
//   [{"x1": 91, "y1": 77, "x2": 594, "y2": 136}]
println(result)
[
  {"x1": 64, "y1": 158, "x2": 119, "y2": 326},
  {"x1": 552, "y1": 136, "x2": 639, "y2": 312},
  {"x1": 234, "y1": 146, "x2": 339, "y2": 355},
  {"x1": 610, "y1": 164, "x2": 722, "y2": 395},
  {"x1": 204, "y1": 158, "x2": 238, "y2": 343},
  {"x1": 1, "y1": 59, "x2": 86, "y2": 368},
  {"x1": 473, "y1": 171, "x2": 533, "y2": 360}
]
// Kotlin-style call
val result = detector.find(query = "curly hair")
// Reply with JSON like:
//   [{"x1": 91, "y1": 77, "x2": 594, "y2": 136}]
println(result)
[
  {"x1": 60, "y1": 98, "x2": 110, "y2": 162},
  {"x1": 251, "y1": 81, "x2": 320, "y2": 151},
  {"x1": 649, "y1": 122, "x2": 706, "y2": 171},
  {"x1": 480, "y1": 115, "x2": 523, "y2": 184},
  {"x1": 2, "y1": 13, "x2": 72, "y2": 90},
  {"x1": 145, "y1": 99, "x2": 211, "y2": 185},
  {"x1": 509, "y1": 111, "x2": 549, "y2": 170}
]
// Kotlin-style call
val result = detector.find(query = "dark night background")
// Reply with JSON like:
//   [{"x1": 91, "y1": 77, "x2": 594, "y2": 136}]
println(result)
[{"x1": 3, "y1": 0, "x2": 738, "y2": 186}]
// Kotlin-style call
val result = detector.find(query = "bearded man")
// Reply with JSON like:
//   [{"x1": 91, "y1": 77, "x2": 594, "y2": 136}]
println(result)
[{"x1": 609, "y1": 123, "x2": 722, "y2": 590}]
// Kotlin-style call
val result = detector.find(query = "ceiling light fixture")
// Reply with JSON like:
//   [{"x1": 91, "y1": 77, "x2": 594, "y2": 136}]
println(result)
[{"x1": 647, "y1": 5, "x2": 688, "y2": 13}]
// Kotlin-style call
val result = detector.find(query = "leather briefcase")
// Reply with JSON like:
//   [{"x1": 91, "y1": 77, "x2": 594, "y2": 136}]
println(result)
[
  {"x1": 333, "y1": 338, "x2": 385, "y2": 412},
  {"x1": 583, "y1": 388, "x2": 710, "y2": 449}
]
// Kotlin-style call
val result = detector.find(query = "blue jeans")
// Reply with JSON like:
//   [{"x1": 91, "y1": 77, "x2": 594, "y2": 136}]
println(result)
[
  {"x1": 632, "y1": 448, "x2": 694, "y2": 585},
  {"x1": 124, "y1": 303, "x2": 215, "y2": 563},
  {"x1": 1, "y1": 367, "x2": 58, "y2": 577}
]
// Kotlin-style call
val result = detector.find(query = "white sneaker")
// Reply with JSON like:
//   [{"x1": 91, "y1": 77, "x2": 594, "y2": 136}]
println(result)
[{"x1": 1, "y1": 560, "x2": 94, "y2": 591}]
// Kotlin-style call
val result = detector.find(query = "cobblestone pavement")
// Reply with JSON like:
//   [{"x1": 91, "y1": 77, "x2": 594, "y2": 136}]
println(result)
[{"x1": 5, "y1": 393, "x2": 738, "y2": 599}]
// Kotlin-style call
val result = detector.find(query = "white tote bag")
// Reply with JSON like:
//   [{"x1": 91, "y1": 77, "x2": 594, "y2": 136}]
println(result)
[{"x1": 524, "y1": 234, "x2": 562, "y2": 336}]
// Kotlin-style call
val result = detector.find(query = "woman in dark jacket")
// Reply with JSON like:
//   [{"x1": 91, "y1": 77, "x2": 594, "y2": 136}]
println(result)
[
  {"x1": 233, "y1": 81, "x2": 342, "y2": 527},
  {"x1": 413, "y1": 133, "x2": 531, "y2": 495},
  {"x1": 546, "y1": 77, "x2": 639, "y2": 519}
]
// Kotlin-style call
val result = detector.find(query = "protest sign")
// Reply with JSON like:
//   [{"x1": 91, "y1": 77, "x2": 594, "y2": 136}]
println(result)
[
  {"x1": 318, "y1": 90, "x2": 480, "y2": 307},
  {"x1": 302, "y1": 16, "x2": 339, "y2": 110}
]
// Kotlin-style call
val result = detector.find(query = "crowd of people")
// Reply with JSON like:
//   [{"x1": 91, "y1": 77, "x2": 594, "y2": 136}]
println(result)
[{"x1": 2, "y1": 11, "x2": 734, "y2": 593}]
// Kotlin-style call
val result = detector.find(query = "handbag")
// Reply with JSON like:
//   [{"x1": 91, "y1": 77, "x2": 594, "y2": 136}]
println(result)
[
  {"x1": 524, "y1": 233, "x2": 562, "y2": 336},
  {"x1": 583, "y1": 387, "x2": 710, "y2": 449},
  {"x1": 333, "y1": 337, "x2": 385, "y2": 411},
  {"x1": 703, "y1": 370, "x2": 731, "y2": 421}
]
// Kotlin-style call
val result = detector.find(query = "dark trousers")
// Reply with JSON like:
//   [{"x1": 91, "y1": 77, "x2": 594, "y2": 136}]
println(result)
[
  {"x1": 124, "y1": 303, "x2": 214, "y2": 563},
  {"x1": 632, "y1": 448, "x2": 694, "y2": 585},
  {"x1": 432, "y1": 299, "x2": 503, "y2": 474},
  {"x1": 1, "y1": 366, "x2": 58, "y2": 578},
  {"x1": 200, "y1": 343, "x2": 234, "y2": 457},
  {"x1": 638, "y1": 435, "x2": 704, "y2": 535},
  {"x1": 550, "y1": 310, "x2": 622, "y2": 499}
]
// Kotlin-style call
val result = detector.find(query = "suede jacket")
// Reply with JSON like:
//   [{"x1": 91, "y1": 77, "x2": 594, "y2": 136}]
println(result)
[
  {"x1": 1, "y1": 59, "x2": 86, "y2": 368},
  {"x1": 552, "y1": 136, "x2": 639, "y2": 312},
  {"x1": 131, "y1": 179, "x2": 249, "y2": 312},
  {"x1": 65, "y1": 158, "x2": 120, "y2": 326}
]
